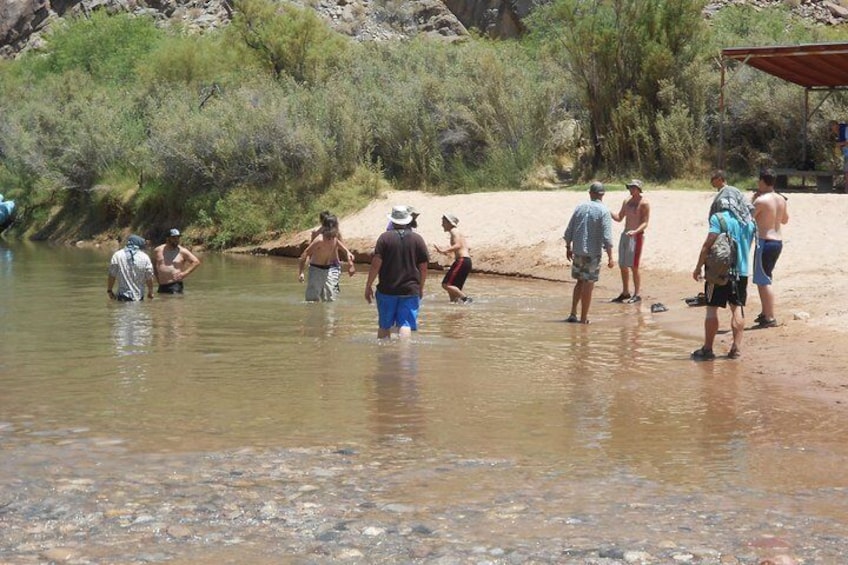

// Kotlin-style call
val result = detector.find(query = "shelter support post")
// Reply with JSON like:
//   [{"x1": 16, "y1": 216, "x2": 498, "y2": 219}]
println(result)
[{"x1": 719, "y1": 59, "x2": 725, "y2": 169}]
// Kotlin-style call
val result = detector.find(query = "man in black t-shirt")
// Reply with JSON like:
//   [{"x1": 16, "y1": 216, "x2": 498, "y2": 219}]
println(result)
[{"x1": 365, "y1": 205, "x2": 430, "y2": 339}]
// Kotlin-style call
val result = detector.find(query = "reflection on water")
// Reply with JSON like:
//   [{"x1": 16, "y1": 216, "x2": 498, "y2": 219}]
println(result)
[
  {"x1": 110, "y1": 303, "x2": 153, "y2": 395},
  {"x1": 371, "y1": 342, "x2": 423, "y2": 445},
  {"x1": 2, "y1": 242, "x2": 848, "y2": 556},
  {"x1": 111, "y1": 302, "x2": 152, "y2": 356}
]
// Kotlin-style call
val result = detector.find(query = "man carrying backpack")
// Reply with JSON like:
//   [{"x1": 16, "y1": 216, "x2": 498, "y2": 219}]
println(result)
[{"x1": 691, "y1": 173, "x2": 756, "y2": 360}]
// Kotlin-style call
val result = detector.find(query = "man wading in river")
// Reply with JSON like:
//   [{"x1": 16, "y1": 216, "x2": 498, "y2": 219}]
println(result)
[
  {"x1": 107, "y1": 234, "x2": 155, "y2": 302},
  {"x1": 365, "y1": 205, "x2": 429, "y2": 340},
  {"x1": 152, "y1": 228, "x2": 201, "y2": 295}
]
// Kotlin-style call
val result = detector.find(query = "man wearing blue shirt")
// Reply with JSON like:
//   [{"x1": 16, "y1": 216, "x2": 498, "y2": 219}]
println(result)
[{"x1": 691, "y1": 207, "x2": 756, "y2": 360}]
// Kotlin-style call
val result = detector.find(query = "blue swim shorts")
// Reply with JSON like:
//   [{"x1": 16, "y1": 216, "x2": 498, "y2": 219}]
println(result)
[
  {"x1": 376, "y1": 291, "x2": 420, "y2": 331},
  {"x1": 753, "y1": 239, "x2": 783, "y2": 286}
]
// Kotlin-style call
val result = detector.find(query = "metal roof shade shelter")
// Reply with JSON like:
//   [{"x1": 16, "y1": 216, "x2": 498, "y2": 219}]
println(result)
[{"x1": 719, "y1": 41, "x2": 848, "y2": 169}]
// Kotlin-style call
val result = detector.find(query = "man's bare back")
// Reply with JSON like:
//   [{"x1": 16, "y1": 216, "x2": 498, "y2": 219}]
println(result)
[
  {"x1": 753, "y1": 191, "x2": 788, "y2": 240},
  {"x1": 305, "y1": 235, "x2": 341, "y2": 266}
]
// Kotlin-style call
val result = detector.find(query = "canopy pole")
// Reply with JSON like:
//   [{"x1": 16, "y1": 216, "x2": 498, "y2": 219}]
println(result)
[
  {"x1": 719, "y1": 58, "x2": 726, "y2": 169},
  {"x1": 803, "y1": 88, "x2": 809, "y2": 167}
]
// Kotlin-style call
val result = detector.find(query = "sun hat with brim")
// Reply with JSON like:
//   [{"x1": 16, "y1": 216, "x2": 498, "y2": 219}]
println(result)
[
  {"x1": 626, "y1": 179, "x2": 643, "y2": 192},
  {"x1": 387, "y1": 205, "x2": 413, "y2": 225},
  {"x1": 442, "y1": 213, "x2": 459, "y2": 227}
]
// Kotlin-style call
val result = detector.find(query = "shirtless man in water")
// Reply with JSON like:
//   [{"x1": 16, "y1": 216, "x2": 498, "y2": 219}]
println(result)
[
  {"x1": 298, "y1": 215, "x2": 355, "y2": 302},
  {"x1": 152, "y1": 228, "x2": 201, "y2": 294},
  {"x1": 610, "y1": 179, "x2": 650, "y2": 304},
  {"x1": 752, "y1": 168, "x2": 789, "y2": 328},
  {"x1": 433, "y1": 213, "x2": 472, "y2": 303}
]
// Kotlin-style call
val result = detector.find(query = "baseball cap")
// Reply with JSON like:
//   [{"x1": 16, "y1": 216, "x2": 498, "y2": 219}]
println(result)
[
  {"x1": 589, "y1": 181, "x2": 605, "y2": 195},
  {"x1": 168, "y1": 228, "x2": 181, "y2": 237}
]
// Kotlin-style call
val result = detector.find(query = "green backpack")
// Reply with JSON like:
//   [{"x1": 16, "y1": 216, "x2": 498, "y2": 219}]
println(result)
[{"x1": 704, "y1": 214, "x2": 737, "y2": 286}]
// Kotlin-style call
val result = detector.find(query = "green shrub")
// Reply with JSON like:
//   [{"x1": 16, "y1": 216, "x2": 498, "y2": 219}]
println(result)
[
  {"x1": 231, "y1": 0, "x2": 351, "y2": 84},
  {"x1": 349, "y1": 39, "x2": 565, "y2": 188},
  {"x1": 209, "y1": 187, "x2": 273, "y2": 248},
  {"x1": 527, "y1": 0, "x2": 707, "y2": 175},
  {"x1": 137, "y1": 31, "x2": 260, "y2": 89},
  {"x1": 310, "y1": 163, "x2": 391, "y2": 218},
  {"x1": 34, "y1": 11, "x2": 162, "y2": 83},
  {"x1": 146, "y1": 83, "x2": 330, "y2": 196}
]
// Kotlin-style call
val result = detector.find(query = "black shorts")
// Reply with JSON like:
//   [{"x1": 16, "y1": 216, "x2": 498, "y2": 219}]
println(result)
[
  {"x1": 442, "y1": 257, "x2": 472, "y2": 290},
  {"x1": 157, "y1": 281, "x2": 184, "y2": 294},
  {"x1": 705, "y1": 276, "x2": 747, "y2": 308}
]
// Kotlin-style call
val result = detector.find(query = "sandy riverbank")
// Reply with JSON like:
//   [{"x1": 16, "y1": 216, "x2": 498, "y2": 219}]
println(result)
[{"x1": 254, "y1": 187, "x2": 848, "y2": 408}]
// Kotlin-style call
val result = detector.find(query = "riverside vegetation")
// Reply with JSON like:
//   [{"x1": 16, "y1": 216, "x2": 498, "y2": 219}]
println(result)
[{"x1": 1, "y1": 0, "x2": 847, "y2": 248}]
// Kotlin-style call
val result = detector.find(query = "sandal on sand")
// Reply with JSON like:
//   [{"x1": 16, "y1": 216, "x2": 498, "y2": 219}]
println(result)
[
  {"x1": 626, "y1": 295, "x2": 642, "y2": 304},
  {"x1": 610, "y1": 293, "x2": 631, "y2": 303},
  {"x1": 756, "y1": 317, "x2": 778, "y2": 328},
  {"x1": 684, "y1": 293, "x2": 706, "y2": 307},
  {"x1": 565, "y1": 314, "x2": 579, "y2": 323},
  {"x1": 650, "y1": 303, "x2": 668, "y2": 313},
  {"x1": 727, "y1": 346, "x2": 741, "y2": 359},
  {"x1": 691, "y1": 347, "x2": 716, "y2": 361}
]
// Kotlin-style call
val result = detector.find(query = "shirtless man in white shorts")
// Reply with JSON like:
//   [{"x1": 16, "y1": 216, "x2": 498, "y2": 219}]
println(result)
[
  {"x1": 610, "y1": 179, "x2": 650, "y2": 304},
  {"x1": 298, "y1": 215, "x2": 355, "y2": 302}
]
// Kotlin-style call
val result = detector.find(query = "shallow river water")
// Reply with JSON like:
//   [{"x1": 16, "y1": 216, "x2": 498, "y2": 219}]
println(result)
[{"x1": 1, "y1": 242, "x2": 847, "y2": 564}]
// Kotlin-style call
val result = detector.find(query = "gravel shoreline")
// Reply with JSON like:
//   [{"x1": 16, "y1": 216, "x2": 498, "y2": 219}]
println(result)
[{"x1": 1, "y1": 429, "x2": 842, "y2": 565}]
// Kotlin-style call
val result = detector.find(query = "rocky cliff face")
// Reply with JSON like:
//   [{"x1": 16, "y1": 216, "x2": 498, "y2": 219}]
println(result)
[
  {"x1": 3, "y1": 0, "x2": 848, "y2": 59},
  {"x1": 443, "y1": 0, "x2": 536, "y2": 38},
  {"x1": 0, "y1": 0, "x2": 470, "y2": 58},
  {"x1": 1, "y1": 0, "x2": 49, "y2": 56}
]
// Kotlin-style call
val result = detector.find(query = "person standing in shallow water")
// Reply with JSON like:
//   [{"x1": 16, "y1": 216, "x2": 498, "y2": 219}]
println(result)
[
  {"x1": 311, "y1": 210, "x2": 356, "y2": 278},
  {"x1": 152, "y1": 228, "x2": 201, "y2": 294},
  {"x1": 108, "y1": 234, "x2": 155, "y2": 302},
  {"x1": 563, "y1": 181, "x2": 615, "y2": 324},
  {"x1": 433, "y1": 213, "x2": 472, "y2": 304},
  {"x1": 365, "y1": 205, "x2": 429, "y2": 340},
  {"x1": 610, "y1": 179, "x2": 650, "y2": 304},
  {"x1": 298, "y1": 214, "x2": 355, "y2": 302}
]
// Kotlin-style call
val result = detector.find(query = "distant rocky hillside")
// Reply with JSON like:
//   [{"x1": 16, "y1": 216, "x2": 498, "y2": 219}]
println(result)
[{"x1": 2, "y1": 0, "x2": 848, "y2": 59}]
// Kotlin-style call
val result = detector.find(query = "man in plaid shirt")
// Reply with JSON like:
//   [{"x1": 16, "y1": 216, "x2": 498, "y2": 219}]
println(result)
[{"x1": 563, "y1": 182, "x2": 615, "y2": 324}]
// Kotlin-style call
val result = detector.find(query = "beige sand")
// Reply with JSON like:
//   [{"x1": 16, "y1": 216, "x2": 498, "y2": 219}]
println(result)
[{"x1": 258, "y1": 188, "x2": 848, "y2": 407}]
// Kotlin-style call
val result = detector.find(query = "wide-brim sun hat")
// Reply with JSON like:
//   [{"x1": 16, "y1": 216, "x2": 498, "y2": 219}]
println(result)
[
  {"x1": 387, "y1": 205, "x2": 413, "y2": 225},
  {"x1": 626, "y1": 179, "x2": 643, "y2": 192},
  {"x1": 442, "y1": 213, "x2": 459, "y2": 227}
]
